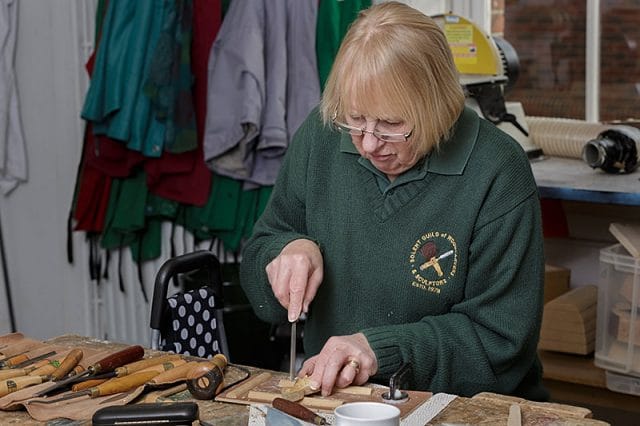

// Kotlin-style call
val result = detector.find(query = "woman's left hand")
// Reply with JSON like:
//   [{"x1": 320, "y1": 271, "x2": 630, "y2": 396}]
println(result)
[{"x1": 298, "y1": 333, "x2": 377, "y2": 397}]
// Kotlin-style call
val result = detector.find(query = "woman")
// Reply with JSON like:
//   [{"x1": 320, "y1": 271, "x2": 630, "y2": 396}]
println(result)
[{"x1": 240, "y1": 1, "x2": 547, "y2": 401}]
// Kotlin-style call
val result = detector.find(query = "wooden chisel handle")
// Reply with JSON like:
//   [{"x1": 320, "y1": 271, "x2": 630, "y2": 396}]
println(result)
[
  {"x1": 90, "y1": 345, "x2": 145, "y2": 374},
  {"x1": 72, "y1": 378, "x2": 108, "y2": 392},
  {"x1": 114, "y1": 354, "x2": 181, "y2": 376},
  {"x1": 51, "y1": 349, "x2": 83, "y2": 380},
  {"x1": 136, "y1": 359, "x2": 187, "y2": 375},
  {"x1": 28, "y1": 362, "x2": 58, "y2": 377},
  {"x1": 88, "y1": 370, "x2": 159, "y2": 397},
  {"x1": 0, "y1": 368, "x2": 30, "y2": 381},
  {"x1": 0, "y1": 376, "x2": 45, "y2": 397},
  {"x1": 149, "y1": 361, "x2": 200, "y2": 384},
  {"x1": 1, "y1": 353, "x2": 29, "y2": 368}
]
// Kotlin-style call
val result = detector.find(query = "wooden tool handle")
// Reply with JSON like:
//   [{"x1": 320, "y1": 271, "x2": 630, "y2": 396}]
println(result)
[
  {"x1": 51, "y1": 349, "x2": 83, "y2": 380},
  {"x1": 91, "y1": 345, "x2": 145, "y2": 374},
  {"x1": 72, "y1": 378, "x2": 107, "y2": 392},
  {"x1": 2, "y1": 354, "x2": 28, "y2": 368},
  {"x1": 183, "y1": 355, "x2": 227, "y2": 381},
  {"x1": 136, "y1": 359, "x2": 187, "y2": 374},
  {"x1": 0, "y1": 368, "x2": 29, "y2": 381},
  {"x1": 0, "y1": 376, "x2": 44, "y2": 397},
  {"x1": 90, "y1": 370, "x2": 159, "y2": 397},
  {"x1": 28, "y1": 362, "x2": 57, "y2": 377},
  {"x1": 115, "y1": 354, "x2": 181, "y2": 376},
  {"x1": 273, "y1": 397, "x2": 327, "y2": 425},
  {"x1": 149, "y1": 361, "x2": 200, "y2": 384}
]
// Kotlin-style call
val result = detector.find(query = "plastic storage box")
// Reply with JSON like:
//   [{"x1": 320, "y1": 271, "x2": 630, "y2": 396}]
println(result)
[{"x1": 594, "y1": 244, "x2": 640, "y2": 393}]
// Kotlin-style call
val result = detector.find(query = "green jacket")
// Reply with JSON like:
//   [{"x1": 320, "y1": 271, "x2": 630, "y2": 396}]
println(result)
[{"x1": 240, "y1": 107, "x2": 547, "y2": 400}]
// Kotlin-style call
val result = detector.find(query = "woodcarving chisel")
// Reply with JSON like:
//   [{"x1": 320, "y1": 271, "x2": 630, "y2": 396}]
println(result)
[
  {"x1": 34, "y1": 345, "x2": 145, "y2": 397},
  {"x1": 28, "y1": 370, "x2": 160, "y2": 404},
  {"x1": 0, "y1": 350, "x2": 57, "y2": 369}
]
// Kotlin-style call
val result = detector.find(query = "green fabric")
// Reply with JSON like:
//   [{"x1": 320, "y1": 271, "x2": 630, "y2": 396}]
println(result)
[
  {"x1": 82, "y1": 0, "x2": 168, "y2": 157},
  {"x1": 180, "y1": 174, "x2": 273, "y2": 252},
  {"x1": 316, "y1": 0, "x2": 371, "y2": 90},
  {"x1": 101, "y1": 170, "x2": 179, "y2": 261},
  {"x1": 143, "y1": 0, "x2": 198, "y2": 153},
  {"x1": 239, "y1": 107, "x2": 547, "y2": 400}
]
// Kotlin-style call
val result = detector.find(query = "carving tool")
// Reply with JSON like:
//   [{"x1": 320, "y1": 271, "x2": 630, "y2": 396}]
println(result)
[
  {"x1": 33, "y1": 345, "x2": 145, "y2": 397},
  {"x1": 70, "y1": 354, "x2": 185, "y2": 389},
  {"x1": 148, "y1": 361, "x2": 201, "y2": 385},
  {"x1": 186, "y1": 354, "x2": 228, "y2": 400},
  {"x1": 0, "y1": 350, "x2": 85, "y2": 396},
  {"x1": 50, "y1": 349, "x2": 83, "y2": 381},
  {"x1": 273, "y1": 397, "x2": 327, "y2": 425},
  {"x1": 0, "y1": 375, "x2": 55, "y2": 397},
  {"x1": 0, "y1": 357, "x2": 55, "y2": 380},
  {"x1": 0, "y1": 350, "x2": 57, "y2": 369},
  {"x1": 29, "y1": 370, "x2": 160, "y2": 404},
  {"x1": 289, "y1": 320, "x2": 297, "y2": 381}
]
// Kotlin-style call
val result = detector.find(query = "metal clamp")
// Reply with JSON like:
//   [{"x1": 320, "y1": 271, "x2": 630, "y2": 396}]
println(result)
[{"x1": 382, "y1": 362, "x2": 411, "y2": 402}]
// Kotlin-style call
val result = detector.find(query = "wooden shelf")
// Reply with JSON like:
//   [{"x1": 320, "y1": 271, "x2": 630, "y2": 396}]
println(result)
[
  {"x1": 531, "y1": 157, "x2": 640, "y2": 206},
  {"x1": 539, "y1": 350, "x2": 606, "y2": 388}
]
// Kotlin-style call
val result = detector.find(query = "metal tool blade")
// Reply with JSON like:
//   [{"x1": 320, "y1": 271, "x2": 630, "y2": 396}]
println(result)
[
  {"x1": 266, "y1": 406, "x2": 306, "y2": 426},
  {"x1": 9, "y1": 351, "x2": 57, "y2": 369},
  {"x1": 289, "y1": 320, "x2": 297, "y2": 381}
]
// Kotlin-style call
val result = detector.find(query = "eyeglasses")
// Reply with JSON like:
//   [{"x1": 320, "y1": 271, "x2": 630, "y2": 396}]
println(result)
[{"x1": 332, "y1": 118, "x2": 413, "y2": 143}]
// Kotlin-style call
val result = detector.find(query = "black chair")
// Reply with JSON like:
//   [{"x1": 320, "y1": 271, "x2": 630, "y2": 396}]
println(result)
[{"x1": 149, "y1": 250, "x2": 230, "y2": 359}]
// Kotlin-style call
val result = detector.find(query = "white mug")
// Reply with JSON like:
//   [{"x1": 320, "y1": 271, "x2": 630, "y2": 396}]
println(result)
[{"x1": 334, "y1": 402, "x2": 401, "y2": 426}]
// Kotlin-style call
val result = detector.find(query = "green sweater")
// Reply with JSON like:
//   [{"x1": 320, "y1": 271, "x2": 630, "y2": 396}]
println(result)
[{"x1": 239, "y1": 107, "x2": 547, "y2": 400}]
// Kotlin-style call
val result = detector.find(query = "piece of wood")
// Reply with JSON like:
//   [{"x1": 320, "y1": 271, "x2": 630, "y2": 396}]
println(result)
[
  {"x1": 217, "y1": 371, "x2": 431, "y2": 419},
  {"x1": 226, "y1": 372, "x2": 272, "y2": 399},
  {"x1": 538, "y1": 350, "x2": 606, "y2": 388},
  {"x1": 538, "y1": 338, "x2": 594, "y2": 355},
  {"x1": 248, "y1": 390, "x2": 344, "y2": 409},
  {"x1": 280, "y1": 376, "x2": 318, "y2": 401},
  {"x1": 278, "y1": 379, "x2": 372, "y2": 396},
  {"x1": 609, "y1": 222, "x2": 640, "y2": 258},
  {"x1": 507, "y1": 404, "x2": 521, "y2": 426},
  {"x1": 539, "y1": 286, "x2": 598, "y2": 355},
  {"x1": 544, "y1": 264, "x2": 571, "y2": 304}
]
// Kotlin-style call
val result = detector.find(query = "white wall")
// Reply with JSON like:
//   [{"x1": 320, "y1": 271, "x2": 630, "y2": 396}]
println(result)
[{"x1": 0, "y1": 0, "x2": 95, "y2": 338}]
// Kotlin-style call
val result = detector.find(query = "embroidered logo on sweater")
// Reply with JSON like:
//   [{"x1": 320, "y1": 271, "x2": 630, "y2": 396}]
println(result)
[{"x1": 409, "y1": 231, "x2": 458, "y2": 294}]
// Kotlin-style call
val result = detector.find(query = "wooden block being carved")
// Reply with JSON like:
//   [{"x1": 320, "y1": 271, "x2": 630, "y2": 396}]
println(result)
[{"x1": 280, "y1": 376, "x2": 317, "y2": 401}]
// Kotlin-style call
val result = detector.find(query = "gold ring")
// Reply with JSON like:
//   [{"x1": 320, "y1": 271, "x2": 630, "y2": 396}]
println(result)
[{"x1": 346, "y1": 358, "x2": 360, "y2": 373}]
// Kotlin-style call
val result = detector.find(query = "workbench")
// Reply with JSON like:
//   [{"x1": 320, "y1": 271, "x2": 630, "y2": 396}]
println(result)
[{"x1": 0, "y1": 335, "x2": 612, "y2": 425}]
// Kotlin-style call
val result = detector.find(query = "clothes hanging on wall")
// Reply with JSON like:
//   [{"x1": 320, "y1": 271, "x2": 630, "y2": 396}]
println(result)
[
  {"x1": 0, "y1": 0, "x2": 27, "y2": 195},
  {"x1": 70, "y1": 0, "x2": 371, "y2": 271},
  {"x1": 203, "y1": 0, "x2": 321, "y2": 187},
  {"x1": 316, "y1": 0, "x2": 371, "y2": 91}
]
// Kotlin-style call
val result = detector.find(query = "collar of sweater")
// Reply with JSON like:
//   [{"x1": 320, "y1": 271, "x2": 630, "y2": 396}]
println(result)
[{"x1": 339, "y1": 106, "x2": 479, "y2": 177}]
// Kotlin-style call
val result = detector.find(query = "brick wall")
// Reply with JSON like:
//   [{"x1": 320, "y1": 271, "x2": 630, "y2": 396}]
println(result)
[{"x1": 497, "y1": 1, "x2": 640, "y2": 121}]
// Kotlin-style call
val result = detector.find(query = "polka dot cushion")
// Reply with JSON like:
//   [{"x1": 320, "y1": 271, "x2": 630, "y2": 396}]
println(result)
[{"x1": 160, "y1": 286, "x2": 223, "y2": 359}]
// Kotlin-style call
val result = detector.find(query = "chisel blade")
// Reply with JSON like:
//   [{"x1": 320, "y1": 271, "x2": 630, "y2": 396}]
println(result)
[{"x1": 289, "y1": 320, "x2": 297, "y2": 382}]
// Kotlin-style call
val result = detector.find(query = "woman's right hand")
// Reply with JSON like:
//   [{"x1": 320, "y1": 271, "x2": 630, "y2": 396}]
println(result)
[{"x1": 265, "y1": 239, "x2": 323, "y2": 321}]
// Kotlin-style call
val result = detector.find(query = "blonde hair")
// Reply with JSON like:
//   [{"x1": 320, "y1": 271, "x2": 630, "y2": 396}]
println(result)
[{"x1": 321, "y1": 1, "x2": 465, "y2": 156}]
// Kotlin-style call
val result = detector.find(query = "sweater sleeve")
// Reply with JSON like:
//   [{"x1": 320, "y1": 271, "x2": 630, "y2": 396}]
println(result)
[
  {"x1": 362, "y1": 192, "x2": 545, "y2": 398},
  {"x1": 239, "y1": 111, "x2": 320, "y2": 325}
]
